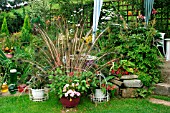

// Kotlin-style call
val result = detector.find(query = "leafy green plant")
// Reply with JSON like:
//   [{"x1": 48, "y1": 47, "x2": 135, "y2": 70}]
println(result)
[
  {"x1": 110, "y1": 60, "x2": 136, "y2": 77},
  {"x1": 137, "y1": 87, "x2": 154, "y2": 98}
]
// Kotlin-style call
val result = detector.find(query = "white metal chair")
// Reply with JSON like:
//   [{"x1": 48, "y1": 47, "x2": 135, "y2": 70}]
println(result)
[{"x1": 157, "y1": 33, "x2": 166, "y2": 56}]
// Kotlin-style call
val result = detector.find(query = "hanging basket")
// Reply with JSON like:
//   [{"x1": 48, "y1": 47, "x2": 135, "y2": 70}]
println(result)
[
  {"x1": 91, "y1": 72, "x2": 110, "y2": 103},
  {"x1": 29, "y1": 88, "x2": 49, "y2": 102}
]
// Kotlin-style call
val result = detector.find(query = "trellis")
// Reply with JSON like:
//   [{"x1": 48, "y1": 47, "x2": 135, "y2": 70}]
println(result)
[{"x1": 51, "y1": 0, "x2": 169, "y2": 37}]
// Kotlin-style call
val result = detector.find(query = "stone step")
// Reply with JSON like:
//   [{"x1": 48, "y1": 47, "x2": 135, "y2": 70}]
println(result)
[
  {"x1": 120, "y1": 75, "x2": 138, "y2": 80},
  {"x1": 153, "y1": 83, "x2": 170, "y2": 96},
  {"x1": 161, "y1": 69, "x2": 170, "y2": 73},
  {"x1": 160, "y1": 70, "x2": 170, "y2": 83},
  {"x1": 123, "y1": 79, "x2": 143, "y2": 88},
  {"x1": 160, "y1": 61, "x2": 170, "y2": 69}
]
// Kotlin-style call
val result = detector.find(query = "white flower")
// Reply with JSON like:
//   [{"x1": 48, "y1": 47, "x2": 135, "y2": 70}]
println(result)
[
  {"x1": 79, "y1": 8, "x2": 83, "y2": 12},
  {"x1": 65, "y1": 84, "x2": 69, "y2": 88},
  {"x1": 65, "y1": 93, "x2": 68, "y2": 97},
  {"x1": 72, "y1": 83, "x2": 75, "y2": 87},
  {"x1": 67, "y1": 89, "x2": 73, "y2": 94},
  {"x1": 75, "y1": 83, "x2": 79, "y2": 86},
  {"x1": 105, "y1": 17, "x2": 111, "y2": 20},
  {"x1": 70, "y1": 93, "x2": 74, "y2": 97},
  {"x1": 76, "y1": 24, "x2": 80, "y2": 27},
  {"x1": 63, "y1": 87, "x2": 66, "y2": 92}
]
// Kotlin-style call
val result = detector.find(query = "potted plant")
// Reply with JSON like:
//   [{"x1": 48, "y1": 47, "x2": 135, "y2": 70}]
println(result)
[
  {"x1": 60, "y1": 83, "x2": 81, "y2": 108},
  {"x1": 90, "y1": 71, "x2": 115, "y2": 102},
  {"x1": 28, "y1": 74, "x2": 48, "y2": 101},
  {"x1": 48, "y1": 67, "x2": 96, "y2": 107}
]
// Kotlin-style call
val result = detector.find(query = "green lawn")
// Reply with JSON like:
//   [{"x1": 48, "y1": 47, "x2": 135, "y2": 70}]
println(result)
[{"x1": 0, "y1": 93, "x2": 170, "y2": 113}]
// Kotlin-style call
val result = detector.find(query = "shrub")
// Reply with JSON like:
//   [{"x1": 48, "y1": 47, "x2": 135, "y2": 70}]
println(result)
[
  {"x1": 1, "y1": 17, "x2": 9, "y2": 36},
  {"x1": 21, "y1": 14, "x2": 31, "y2": 44}
]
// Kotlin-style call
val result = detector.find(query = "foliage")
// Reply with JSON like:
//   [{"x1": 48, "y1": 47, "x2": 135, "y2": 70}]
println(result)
[
  {"x1": 137, "y1": 87, "x2": 154, "y2": 98},
  {"x1": 22, "y1": 14, "x2": 31, "y2": 33},
  {"x1": 95, "y1": 4, "x2": 163, "y2": 97},
  {"x1": 110, "y1": 60, "x2": 136, "y2": 77},
  {"x1": 0, "y1": 16, "x2": 9, "y2": 36},
  {"x1": 28, "y1": 75, "x2": 48, "y2": 89},
  {"x1": 48, "y1": 67, "x2": 97, "y2": 98},
  {"x1": 0, "y1": 12, "x2": 24, "y2": 34},
  {"x1": 29, "y1": 0, "x2": 51, "y2": 28}
]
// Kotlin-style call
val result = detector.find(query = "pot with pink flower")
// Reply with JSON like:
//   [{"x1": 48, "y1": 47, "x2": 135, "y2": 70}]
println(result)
[
  {"x1": 60, "y1": 83, "x2": 81, "y2": 108},
  {"x1": 48, "y1": 67, "x2": 95, "y2": 107}
]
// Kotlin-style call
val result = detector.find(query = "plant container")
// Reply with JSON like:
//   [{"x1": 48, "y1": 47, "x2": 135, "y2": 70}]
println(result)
[{"x1": 60, "y1": 96, "x2": 80, "y2": 108}]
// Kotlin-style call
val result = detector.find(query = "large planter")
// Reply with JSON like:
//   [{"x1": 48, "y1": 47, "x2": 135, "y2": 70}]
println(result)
[
  {"x1": 60, "y1": 96, "x2": 80, "y2": 108},
  {"x1": 31, "y1": 89, "x2": 45, "y2": 99}
]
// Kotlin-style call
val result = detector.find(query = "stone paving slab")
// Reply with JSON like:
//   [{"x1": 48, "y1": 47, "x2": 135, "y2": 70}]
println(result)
[
  {"x1": 149, "y1": 98, "x2": 170, "y2": 106},
  {"x1": 0, "y1": 91, "x2": 28, "y2": 97},
  {"x1": 154, "y1": 83, "x2": 170, "y2": 96}
]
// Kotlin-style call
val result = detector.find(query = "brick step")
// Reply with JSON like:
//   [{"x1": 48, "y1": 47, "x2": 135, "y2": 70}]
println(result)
[{"x1": 153, "y1": 83, "x2": 170, "y2": 96}]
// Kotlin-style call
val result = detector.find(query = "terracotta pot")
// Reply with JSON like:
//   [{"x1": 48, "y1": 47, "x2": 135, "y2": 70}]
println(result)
[
  {"x1": 5, "y1": 53, "x2": 13, "y2": 58},
  {"x1": 60, "y1": 96, "x2": 80, "y2": 108}
]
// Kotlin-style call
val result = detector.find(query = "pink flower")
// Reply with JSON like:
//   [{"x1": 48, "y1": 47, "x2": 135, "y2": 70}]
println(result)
[
  {"x1": 137, "y1": 14, "x2": 145, "y2": 20},
  {"x1": 75, "y1": 92, "x2": 81, "y2": 96},
  {"x1": 69, "y1": 72, "x2": 74, "y2": 76}
]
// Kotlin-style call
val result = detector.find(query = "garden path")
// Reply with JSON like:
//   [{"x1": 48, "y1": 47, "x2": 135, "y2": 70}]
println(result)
[{"x1": 149, "y1": 98, "x2": 170, "y2": 106}]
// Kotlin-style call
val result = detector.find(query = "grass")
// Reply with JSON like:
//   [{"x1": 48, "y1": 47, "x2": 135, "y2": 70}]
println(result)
[{"x1": 0, "y1": 93, "x2": 170, "y2": 113}]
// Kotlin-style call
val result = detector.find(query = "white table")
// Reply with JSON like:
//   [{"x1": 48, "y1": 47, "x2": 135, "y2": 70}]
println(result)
[{"x1": 165, "y1": 39, "x2": 170, "y2": 61}]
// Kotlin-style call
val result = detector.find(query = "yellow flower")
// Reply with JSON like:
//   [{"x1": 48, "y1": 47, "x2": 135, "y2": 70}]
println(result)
[{"x1": 83, "y1": 35, "x2": 92, "y2": 44}]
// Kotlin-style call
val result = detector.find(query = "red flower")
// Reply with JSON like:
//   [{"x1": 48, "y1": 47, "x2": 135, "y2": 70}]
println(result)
[
  {"x1": 69, "y1": 72, "x2": 74, "y2": 76},
  {"x1": 107, "y1": 85, "x2": 111, "y2": 90},
  {"x1": 124, "y1": 71, "x2": 129, "y2": 75},
  {"x1": 111, "y1": 70, "x2": 115, "y2": 74},
  {"x1": 152, "y1": 8, "x2": 157, "y2": 15}
]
